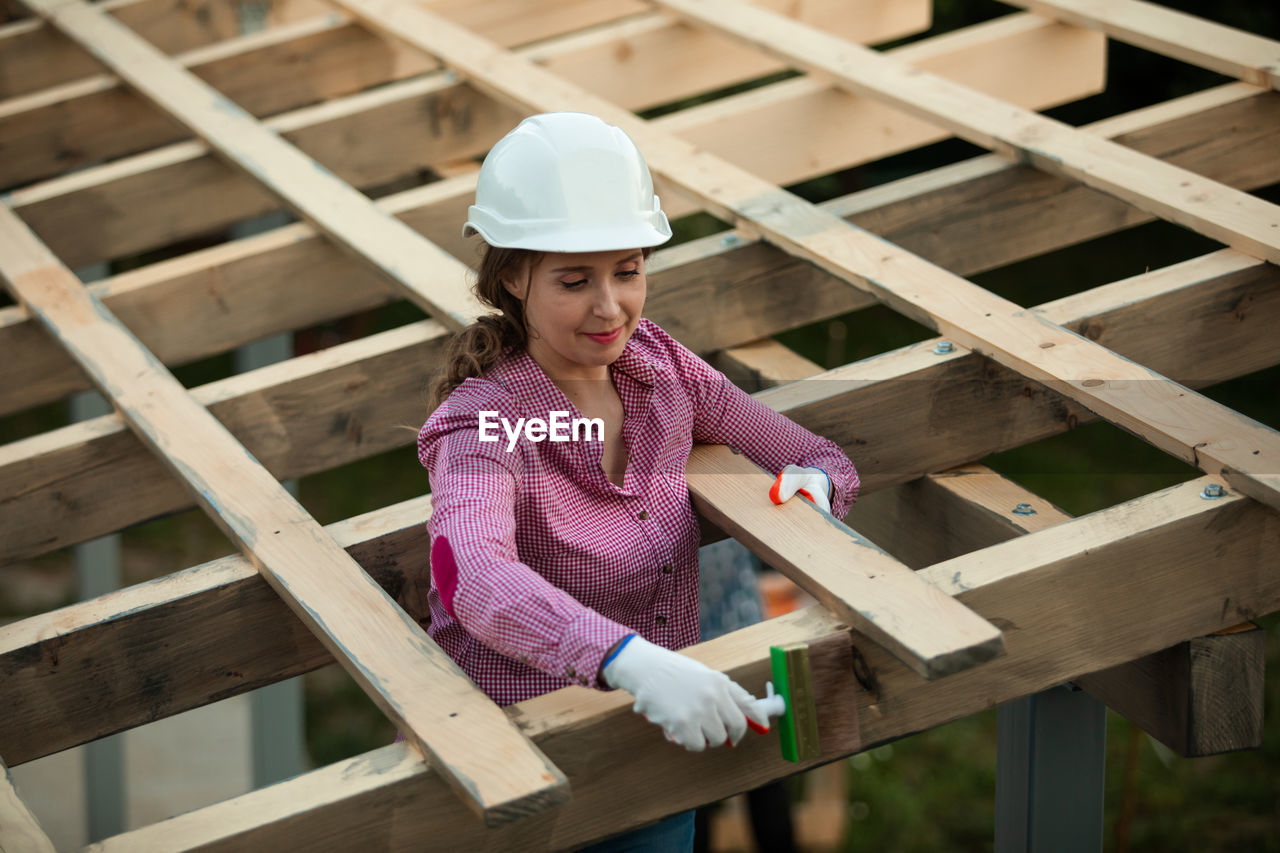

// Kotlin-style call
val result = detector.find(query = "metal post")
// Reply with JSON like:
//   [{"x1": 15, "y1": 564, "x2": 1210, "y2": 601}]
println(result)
[{"x1": 995, "y1": 685, "x2": 1107, "y2": 853}]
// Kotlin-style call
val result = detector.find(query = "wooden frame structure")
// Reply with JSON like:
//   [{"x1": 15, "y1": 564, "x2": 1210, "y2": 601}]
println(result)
[{"x1": 0, "y1": 0, "x2": 1275, "y2": 848}]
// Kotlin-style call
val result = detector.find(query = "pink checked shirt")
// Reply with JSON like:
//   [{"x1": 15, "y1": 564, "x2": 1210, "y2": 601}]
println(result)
[{"x1": 417, "y1": 319, "x2": 859, "y2": 706}]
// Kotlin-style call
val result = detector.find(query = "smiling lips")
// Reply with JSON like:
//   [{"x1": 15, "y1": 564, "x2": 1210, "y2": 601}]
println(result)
[{"x1": 584, "y1": 326, "x2": 624, "y2": 345}]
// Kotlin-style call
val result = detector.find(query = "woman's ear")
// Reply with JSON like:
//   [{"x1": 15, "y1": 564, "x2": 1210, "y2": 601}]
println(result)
[{"x1": 500, "y1": 261, "x2": 529, "y2": 300}]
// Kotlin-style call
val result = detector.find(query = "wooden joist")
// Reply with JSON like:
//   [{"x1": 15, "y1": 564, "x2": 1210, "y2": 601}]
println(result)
[
  {"x1": 3, "y1": 248, "x2": 1274, "y2": 766},
  {"x1": 74, "y1": 475, "x2": 1280, "y2": 850},
  {"x1": 1007, "y1": 0, "x2": 1280, "y2": 89},
  {"x1": 330, "y1": 0, "x2": 1280, "y2": 516},
  {"x1": 687, "y1": 445, "x2": 1005, "y2": 679},
  {"x1": 656, "y1": 0, "x2": 1280, "y2": 264},
  {"x1": 0, "y1": 756, "x2": 55, "y2": 853},
  {"x1": 20, "y1": 0, "x2": 485, "y2": 330},
  {"x1": 0, "y1": 205, "x2": 567, "y2": 825}
]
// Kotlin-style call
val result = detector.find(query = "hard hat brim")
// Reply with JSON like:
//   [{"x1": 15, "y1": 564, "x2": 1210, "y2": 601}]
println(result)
[{"x1": 462, "y1": 217, "x2": 672, "y2": 253}]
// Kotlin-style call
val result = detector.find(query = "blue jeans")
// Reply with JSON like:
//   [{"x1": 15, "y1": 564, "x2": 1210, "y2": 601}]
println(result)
[{"x1": 574, "y1": 810, "x2": 695, "y2": 853}]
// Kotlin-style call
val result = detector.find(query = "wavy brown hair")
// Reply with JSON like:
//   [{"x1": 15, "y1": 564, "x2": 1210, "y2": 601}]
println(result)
[{"x1": 429, "y1": 245, "x2": 539, "y2": 408}]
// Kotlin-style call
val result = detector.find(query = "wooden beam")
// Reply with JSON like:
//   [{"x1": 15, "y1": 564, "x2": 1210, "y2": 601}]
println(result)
[
  {"x1": 3, "y1": 10, "x2": 1086, "y2": 268},
  {"x1": 1006, "y1": 0, "x2": 1280, "y2": 90},
  {"x1": 1077, "y1": 622, "x2": 1266, "y2": 757},
  {"x1": 710, "y1": 338, "x2": 823, "y2": 392},
  {"x1": 0, "y1": 12, "x2": 435, "y2": 188},
  {"x1": 4, "y1": 82, "x2": 1272, "y2": 418},
  {"x1": 0, "y1": 756, "x2": 55, "y2": 853},
  {"x1": 78, "y1": 476, "x2": 1280, "y2": 850},
  {"x1": 687, "y1": 445, "x2": 1004, "y2": 679},
  {"x1": 3, "y1": 246, "x2": 1276, "y2": 566},
  {"x1": 332, "y1": 0, "x2": 1280, "y2": 513},
  {"x1": 3, "y1": 250, "x2": 1275, "y2": 764},
  {"x1": 0, "y1": 206, "x2": 566, "y2": 825},
  {"x1": 656, "y1": 0, "x2": 1280, "y2": 264},
  {"x1": 21, "y1": 0, "x2": 484, "y2": 330}
]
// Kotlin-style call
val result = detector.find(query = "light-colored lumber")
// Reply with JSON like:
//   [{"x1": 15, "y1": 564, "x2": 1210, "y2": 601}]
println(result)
[
  {"x1": 0, "y1": 12, "x2": 435, "y2": 188},
  {"x1": 1007, "y1": 0, "x2": 1280, "y2": 90},
  {"x1": 1077, "y1": 622, "x2": 1266, "y2": 757},
  {"x1": 0, "y1": 206, "x2": 566, "y2": 826},
  {"x1": 4, "y1": 249, "x2": 1274, "y2": 765},
  {"x1": 710, "y1": 338, "x2": 823, "y2": 392},
  {"x1": 2, "y1": 11, "x2": 1094, "y2": 268},
  {"x1": 332, "y1": 0, "x2": 1280, "y2": 514},
  {"x1": 81, "y1": 476, "x2": 1280, "y2": 850},
  {"x1": 21, "y1": 0, "x2": 484, "y2": 331},
  {"x1": 655, "y1": 0, "x2": 1280, "y2": 265},
  {"x1": 3, "y1": 246, "x2": 1276, "y2": 566},
  {"x1": 687, "y1": 444, "x2": 1005, "y2": 679},
  {"x1": 0, "y1": 757, "x2": 55, "y2": 853},
  {"x1": 4, "y1": 81, "x2": 1271, "y2": 418}
]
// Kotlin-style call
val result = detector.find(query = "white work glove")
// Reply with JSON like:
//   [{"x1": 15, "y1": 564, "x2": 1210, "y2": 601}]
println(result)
[
  {"x1": 602, "y1": 636, "x2": 772, "y2": 751},
  {"x1": 769, "y1": 465, "x2": 832, "y2": 514}
]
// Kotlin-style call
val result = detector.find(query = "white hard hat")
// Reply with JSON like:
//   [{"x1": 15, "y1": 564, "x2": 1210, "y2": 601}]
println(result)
[{"x1": 463, "y1": 112, "x2": 672, "y2": 252}]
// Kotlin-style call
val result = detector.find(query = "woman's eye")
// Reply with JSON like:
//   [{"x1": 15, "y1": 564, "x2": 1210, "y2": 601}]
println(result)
[
  {"x1": 561, "y1": 278, "x2": 588, "y2": 288},
  {"x1": 617, "y1": 269, "x2": 641, "y2": 280}
]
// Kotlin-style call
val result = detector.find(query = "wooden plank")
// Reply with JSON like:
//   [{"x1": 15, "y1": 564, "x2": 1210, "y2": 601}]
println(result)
[
  {"x1": 710, "y1": 338, "x2": 823, "y2": 392},
  {"x1": 3, "y1": 246, "x2": 1277, "y2": 565},
  {"x1": 22, "y1": 0, "x2": 484, "y2": 331},
  {"x1": 80, "y1": 476, "x2": 1280, "y2": 850},
  {"x1": 4, "y1": 83, "x2": 1273, "y2": 418},
  {"x1": 333, "y1": 0, "x2": 1280, "y2": 511},
  {"x1": 5, "y1": 248, "x2": 1272, "y2": 764},
  {"x1": 687, "y1": 444, "x2": 1004, "y2": 679},
  {"x1": 1077, "y1": 623, "x2": 1266, "y2": 757},
  {"x1": 0, "y1": 757, "x2": 55, "y2": 853},
  {"x1": 1007, "y1": 0, "x2": 1280, "y2": 89},
  {"x1": 0, "y1": 12, "x2": 436, "y2": 188},
  {"x1": 0, "y1": 206, "x2": 566, "y2": 825},
  {"x1": 655, "y1": 0, "x2": 1280, "y2": 265},
  {"x1": 2, "y1": 9, "x2": 1070, "y2": 268}
]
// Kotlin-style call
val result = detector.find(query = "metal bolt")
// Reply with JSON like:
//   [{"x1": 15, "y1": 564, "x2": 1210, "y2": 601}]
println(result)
[
  {"x1": 933, "y1": 340, "x2": 955, "y2": 355},
  {"x1": 720, "y1": 233, "x2": 740, "y2": 248},
  {"x1": 1201, "y1": 483, "x2": 1225, "y2": 499},
  {"x1": 1013, "y1": 503, "x2": 1036, "y2": 516}
]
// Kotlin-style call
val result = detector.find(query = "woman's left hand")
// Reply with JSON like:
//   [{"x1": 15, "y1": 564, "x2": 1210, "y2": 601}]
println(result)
[{"x1": 769, "y1": 465, "x2": 832, "y2": 514}]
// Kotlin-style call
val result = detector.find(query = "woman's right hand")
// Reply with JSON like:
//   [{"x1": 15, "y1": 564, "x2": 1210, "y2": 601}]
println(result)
[{"x1": 602, "y1": 635, "x2": 774, "y2": 751}]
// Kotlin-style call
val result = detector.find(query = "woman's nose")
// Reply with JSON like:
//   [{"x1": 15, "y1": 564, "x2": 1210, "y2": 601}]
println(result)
[{"x1": 593, "y1": 283, "x2": 621, "y2": 318}]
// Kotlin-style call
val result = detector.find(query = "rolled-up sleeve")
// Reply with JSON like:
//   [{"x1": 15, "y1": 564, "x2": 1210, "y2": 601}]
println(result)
[
  {"x1": 654, "y1": 328, "x2": 860, "y2": 519},
  {"x1": 419, "y1": 380, "x2": 630, "y2": 687}
]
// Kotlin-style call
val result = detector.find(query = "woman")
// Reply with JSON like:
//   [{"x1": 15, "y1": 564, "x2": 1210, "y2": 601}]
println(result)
[{"x1": 417, "y1": 112, "x2": 859, "y2": 849}]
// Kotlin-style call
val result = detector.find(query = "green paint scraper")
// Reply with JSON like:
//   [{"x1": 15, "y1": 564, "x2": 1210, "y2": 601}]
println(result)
[{"x1": 752, "y1": 643, "x2": 821, "y2": 762}]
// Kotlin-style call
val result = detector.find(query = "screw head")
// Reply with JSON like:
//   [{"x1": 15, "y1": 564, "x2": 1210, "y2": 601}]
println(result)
[
  {"x1": 720, "y1": 233, "x2": 739, "y2": 247},
  {"x1": 1013, "y1": 503, "x2": 1036, "y2": 516},
  {"x1": 933, "y1": 340, "x2": 955, "y2": 355},
  {"x1": 1201, "y1": 483, "x2": 1225, "y2": 499}
]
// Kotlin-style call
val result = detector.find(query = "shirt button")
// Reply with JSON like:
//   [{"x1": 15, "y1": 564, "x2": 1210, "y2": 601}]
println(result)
[
  {"x1": 566, "y1": 667, "x2": 576, "y2": 678},
  {"x1": 661, "y1": 564, "x2": 673, "y2": 574},
  {"x1": 655, "y1": 615, "x2": 667, "y2": 625},
  {"x1": 638, "y1": 510, "x2": 650, "y2": 521}
]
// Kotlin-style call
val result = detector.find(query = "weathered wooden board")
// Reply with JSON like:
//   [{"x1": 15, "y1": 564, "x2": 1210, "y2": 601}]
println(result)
[
  {"x1": 80, "y1": 477, "x2": 1280, "y2": 850},
  {"x1": 5, "y1": 84, "x2": 1273, "y2": 419},
  {"x1": 687, "y1": 445, "x2": 1004, "y2": 679},
  {"x1": 1007, "y1": 0, "x2": 1280, "y2": 89},
  {"x1": 3, "y1": 12, "x2": 1090, "y2": 267},
  {"x1": 0, "y1": 756, "x2": 54, "y2": 853},
  {"x1": 0, "y1": 204, "x2": 566, "y2": 825},
  {"x1": 1077, "y1": 623, "x2": 1266, "y2": 757},
  {"x1": 22, "y1": 0, "x2": 485, "y2": 330},
  {"x1": 3, "y1": 250, "x2": 1277, "y2": 764}
]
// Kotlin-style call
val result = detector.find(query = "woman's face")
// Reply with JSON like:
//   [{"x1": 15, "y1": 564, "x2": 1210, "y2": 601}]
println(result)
[{"x1": 504, "y1": 249, "x2": 646, "y2": 381}]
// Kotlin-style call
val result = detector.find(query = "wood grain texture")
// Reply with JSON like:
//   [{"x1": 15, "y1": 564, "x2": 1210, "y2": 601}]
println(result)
[
  {"x1": 81, "y1": 478, "x2": 1280, "y2": 851},
  {"x1": 0, "y1": 205, "x2": 566, "y2": 825},
  {"x1": 1008, "y1": 0, "x2": 1280, "y2": 89},
  {"x1": 0, "y1": 757, "x2": 55, "y2": 853},
  {"x1": 687, "y1": 444, "x2": 1004, "y2": 679},
  {"x1": 332, "y1": 0, "x2": 1280, "y2": 514},
  {"x1": 3, "y1": 248, "x2": 1277, "y2": 565},
  {"x1": 1077, "y1": 623, "x2": 1266, "y2": 756},
  {"x1": 658, "y1": 0, "x2": 1280, "y2": 263},
  {"x1": 22, "y1": 0, "x2": 484, "y2": 330},
  {"x1": 4, "y1": 84, "x2": 1273, "y2": 418}
]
